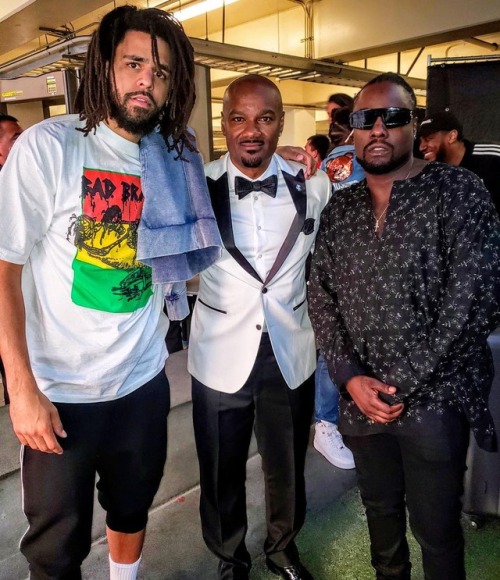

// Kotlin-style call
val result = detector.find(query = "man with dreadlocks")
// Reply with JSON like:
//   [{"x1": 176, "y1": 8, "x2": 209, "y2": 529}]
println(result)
[{"x1": 0, "y1": 6, "x2": 222, "y2": 580}]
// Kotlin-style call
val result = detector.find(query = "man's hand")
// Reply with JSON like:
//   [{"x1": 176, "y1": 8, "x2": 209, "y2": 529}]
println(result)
[
  {"x1": 345, "y1": 376, "x2": 404, "y2": 423},
  {"x1": 276, "y1": 145, "x2": 317, "y2": 178},
  {"x1": 9, "y1": 382, "x2": 67, "y2": 454}
]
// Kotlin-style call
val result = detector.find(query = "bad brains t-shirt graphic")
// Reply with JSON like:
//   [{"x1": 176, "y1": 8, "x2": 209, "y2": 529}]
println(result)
[{"x1": 69, "y1": 168, "x2": 152, "y2": 313}]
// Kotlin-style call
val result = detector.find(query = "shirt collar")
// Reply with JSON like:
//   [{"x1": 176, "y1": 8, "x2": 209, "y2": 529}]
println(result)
[{"x1": 227, "y1": 156, "x2": 277, "y2": 194}]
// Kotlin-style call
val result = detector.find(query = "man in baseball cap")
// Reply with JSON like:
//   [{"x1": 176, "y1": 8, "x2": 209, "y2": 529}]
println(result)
[
  {"x1": 418, "y1": 111, "x2": 464, "y2": 163},
  {"x1": 418, "y1": 110, "x2": 500, "y2": 214}
]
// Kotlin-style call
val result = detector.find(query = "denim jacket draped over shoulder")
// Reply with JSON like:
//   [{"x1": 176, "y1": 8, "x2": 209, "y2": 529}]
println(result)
[{"x1": 137, "y1": 130, "x2": 222, "y2": 319}]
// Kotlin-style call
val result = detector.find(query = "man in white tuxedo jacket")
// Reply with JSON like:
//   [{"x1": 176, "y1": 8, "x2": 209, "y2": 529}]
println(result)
[{"x1": 188, "y1": 74, "x2": 330, "y2": 580}]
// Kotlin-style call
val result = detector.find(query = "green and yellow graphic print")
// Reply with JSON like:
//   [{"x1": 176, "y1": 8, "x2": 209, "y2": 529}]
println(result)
[{"x1": 69, "y1": 168, "x2": 152, "y2": 313}]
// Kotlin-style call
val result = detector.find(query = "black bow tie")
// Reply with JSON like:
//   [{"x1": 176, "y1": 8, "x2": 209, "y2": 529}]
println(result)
[{"x1": 234, "y1": 175, "x2": 278, "y2": 200}]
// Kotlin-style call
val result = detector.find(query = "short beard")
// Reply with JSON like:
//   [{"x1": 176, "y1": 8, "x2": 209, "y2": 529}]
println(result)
[
  {"x1": 241, "y1": 155, "x2": 263, "y2": 168},
  {"x1": 357, "y1": 150, "x2": 411, "y2": 175},
  {"x1": 435, "y1": 147, "x2": 447, "y2": 163},
  {"x1": 110, "y1": 92, "x2": 162, "y2": 137}
]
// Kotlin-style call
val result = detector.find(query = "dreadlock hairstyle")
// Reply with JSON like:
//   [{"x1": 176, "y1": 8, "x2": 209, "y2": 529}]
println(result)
[{"x1": 75, "y1": 5, "x2": 196, "y2": 155}]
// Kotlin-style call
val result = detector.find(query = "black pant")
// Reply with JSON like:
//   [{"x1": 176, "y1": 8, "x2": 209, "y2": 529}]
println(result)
[
  {"x1": 344, "y1": 409, "x2": 469, "y2": 580},
  {"x1": 21, "y1": 371, "x2": 170, "y2": 580},
  {"x1": 192, "y1": 333, "x2": 314, "y2": 576}
]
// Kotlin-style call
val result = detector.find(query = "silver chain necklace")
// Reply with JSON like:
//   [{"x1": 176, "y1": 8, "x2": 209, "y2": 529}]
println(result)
[
  {"x1": 373, "y1": 204, "x2": 389, "y2": 234},
  {"x1": 372, "y1": 160, "x2": 414, "y2": 234}
]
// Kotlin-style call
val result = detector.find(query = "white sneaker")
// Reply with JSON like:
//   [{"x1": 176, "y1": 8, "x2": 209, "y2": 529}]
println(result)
[{"x1": 313, "y1": 420, "x2": 355, "y2": 469}]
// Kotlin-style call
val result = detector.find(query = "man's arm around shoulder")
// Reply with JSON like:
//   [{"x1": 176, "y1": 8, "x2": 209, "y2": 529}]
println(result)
[{"x1": 0, "y1": 260, "x2": 66, "y2": 454}]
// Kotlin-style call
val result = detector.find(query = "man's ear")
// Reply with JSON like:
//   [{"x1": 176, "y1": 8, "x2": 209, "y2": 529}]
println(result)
[
  {"x1": 447, "y1": 129, "x2": 459, "y2": 144},
  {"x1": 221, "y1": 115, "x2": 226, "y2": 136}
]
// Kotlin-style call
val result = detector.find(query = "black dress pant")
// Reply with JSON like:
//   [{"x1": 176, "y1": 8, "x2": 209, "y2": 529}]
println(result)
[
  {"x1": 192, "y1": 333, "x2": 314, "y2": 576},
  {"x1": 344, "y1": 408, "x2": 469, "y2": 580}
]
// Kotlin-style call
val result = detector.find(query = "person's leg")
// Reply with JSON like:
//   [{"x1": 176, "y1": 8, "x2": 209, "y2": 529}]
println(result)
[
  {"x1": 344, "y1": 433, "x2": 411, "y2": 580},
  {"x1": 314, "y1": 352, "x2": 354, "y2": 469},
  {"x1": 254, "y1": 334, "x2": 315, "y2": 568},
  {"x1": 401, "y1": 410, "x2": 469, "y2": 580},
  {"x1": 314, "y1": 351, "x2": 339, "y2": 424},
  {"x1": 107, "y1": 529, "x2": 145, "y2": 564},
  {"x1": 106, "y1": 530, "x2": 145, "y2": 580},
  {"x1": 96, "y1": 371, "x2": 170, "y2": 578},
  {"x1": 192, "y1": 376, "x2": 255, "y2": 578},
  {"x1": 20, "y1": 403, "x2": 101, "y2": 580},
  {"x1": 165, "y1": 319, "x2": 183, "y2": 354},
  {"x1": 0, "y1": 357, "x2": 8, "y2": 404}
]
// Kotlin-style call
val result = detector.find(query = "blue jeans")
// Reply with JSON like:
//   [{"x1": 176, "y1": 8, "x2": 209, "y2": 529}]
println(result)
[{"x1": 314, "y1": 351, "x2": 339, "y2": 424}]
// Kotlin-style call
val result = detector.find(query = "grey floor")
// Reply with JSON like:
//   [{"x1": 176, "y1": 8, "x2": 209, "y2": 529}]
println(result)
[{"x1": 0, "y1": 350, "x2": 357, "y2": 580}]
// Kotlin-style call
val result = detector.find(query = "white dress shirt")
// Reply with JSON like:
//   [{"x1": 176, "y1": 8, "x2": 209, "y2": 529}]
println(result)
[{"x1": 227, "y1": 156, "x2": 296, "y2": 282}]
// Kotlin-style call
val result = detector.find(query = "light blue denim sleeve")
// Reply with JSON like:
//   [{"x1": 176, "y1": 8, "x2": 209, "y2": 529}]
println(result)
[{"x1": 163, "y1": 282, "x2": 189, "y2": 320}]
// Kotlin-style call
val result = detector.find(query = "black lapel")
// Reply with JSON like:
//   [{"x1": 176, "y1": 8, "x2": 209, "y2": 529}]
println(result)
[
  {"x1": 264, "y1": 169, "x2": 307, "y2": 285},
  {"x1": 207, "y1": 174, "x2": 263, "y2": 283}
]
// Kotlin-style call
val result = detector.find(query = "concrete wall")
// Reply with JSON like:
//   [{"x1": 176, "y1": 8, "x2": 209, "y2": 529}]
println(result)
[{"x1": 281, "y1": 107, "x2": 316, "y2": 149}]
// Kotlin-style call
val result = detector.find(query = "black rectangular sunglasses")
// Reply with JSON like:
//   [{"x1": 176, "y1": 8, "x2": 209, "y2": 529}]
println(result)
[{"x1": 349, "y1": 107, "x2": 414, "y2": 130}]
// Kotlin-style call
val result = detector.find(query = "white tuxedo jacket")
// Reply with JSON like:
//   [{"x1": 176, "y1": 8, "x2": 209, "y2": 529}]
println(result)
[{"x1": 187, "y1": 153, "x2": 331, "y2": 393}]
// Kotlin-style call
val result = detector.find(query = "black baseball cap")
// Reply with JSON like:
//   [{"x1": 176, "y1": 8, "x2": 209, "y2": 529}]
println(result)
[{"x1": 418, "y1": 111, "x2": 463, "y2": 139}]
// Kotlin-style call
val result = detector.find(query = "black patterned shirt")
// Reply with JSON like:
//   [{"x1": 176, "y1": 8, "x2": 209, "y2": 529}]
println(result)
[{"x1": 309, "y1": 162, "x2": 500, "y2": 451}]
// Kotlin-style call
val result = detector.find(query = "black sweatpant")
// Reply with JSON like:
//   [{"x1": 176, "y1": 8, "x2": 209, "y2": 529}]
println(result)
[{"x1": 21, "y1": 371, "x2": 170, "y2": 580}]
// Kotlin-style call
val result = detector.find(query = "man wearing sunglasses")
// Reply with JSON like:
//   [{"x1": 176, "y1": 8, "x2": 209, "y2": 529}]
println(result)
[{"x1": 309, "y1": 72, "x2": 500, "y2": 580}]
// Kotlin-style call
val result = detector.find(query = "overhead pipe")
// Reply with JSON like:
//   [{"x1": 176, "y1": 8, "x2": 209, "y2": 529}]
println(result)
[
  {"x1": 466, "y1": 37, "x2": 499, "y2": 51},
  {"x1": 291, "y1": 0, "x2": 315, "y2": 60},
  {"x1": 0, "y1": 33, "x2": 427, "y2": 91},
  {"x1": 0, "y1": 36, "x2": 91, "y2": 79}
]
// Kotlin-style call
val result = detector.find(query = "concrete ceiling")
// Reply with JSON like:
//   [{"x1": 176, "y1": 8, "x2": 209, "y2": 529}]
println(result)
[
  {"x1": 1, "y1": 0, "x2": 500, "y2": 109},
  {"x1": 0, "y1": 0, "x2": 294, "y2": 62}
]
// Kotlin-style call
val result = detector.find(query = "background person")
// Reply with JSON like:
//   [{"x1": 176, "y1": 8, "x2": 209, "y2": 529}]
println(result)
[
  {"x1": 311, "y1": 105, "x2": 366, "y2": 470},
  {"x1": 0, "y1": 113, "x2": 22, "y2": 405},
  {"x1": 305, "y1": 134, "x2": 330, "y2": 169},
  {"x1": 0, "y1": 113, "x2": 22, "y2": 170},
  {"x1": 418, "y1": 110, "x2": 500, "y2": 215},
  {"x1": 326, "y1": 92, "x2": 354, "y2": 121},
  {"x1": 322, "y1": 106, "x2": 365, "y2": 190}
]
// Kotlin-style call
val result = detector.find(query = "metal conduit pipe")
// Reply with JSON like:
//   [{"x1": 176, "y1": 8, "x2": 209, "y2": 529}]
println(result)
[{"x1": 0, "y1": 36, "x2": 91, "y2": 79}]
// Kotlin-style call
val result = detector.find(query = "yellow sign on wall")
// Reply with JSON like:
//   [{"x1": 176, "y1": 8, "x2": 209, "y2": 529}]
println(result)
[
  {"x1": 46, "y1": 76, "x2": 57, "y2": 95},
  {"x1": 0, "y1": 89, "x2": 23, "y2": 101}
]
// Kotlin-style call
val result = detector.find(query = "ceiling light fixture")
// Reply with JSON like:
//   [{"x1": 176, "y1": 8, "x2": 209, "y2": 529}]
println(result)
[{"x1": 173, "y1": 0, "x2": 239, "y2": 22}]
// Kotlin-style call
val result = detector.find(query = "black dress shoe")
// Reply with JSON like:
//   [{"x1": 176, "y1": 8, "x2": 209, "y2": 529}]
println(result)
[{"x1": 266, "y1": 558, "x2": 314, "y2": 580}]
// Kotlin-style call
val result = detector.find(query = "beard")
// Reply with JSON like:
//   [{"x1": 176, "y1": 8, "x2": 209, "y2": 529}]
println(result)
[
  {"x1": 239, "y1": 142, "x2": 265, "y2": 168},
  {"x1": 241, "y1": 155, "x2": 263, "y2": 168},
  {"x1": 110, "y1": 91, "x2": 163, "y2": 137},
  {"x1": 434, "y1": 146, "x2": 447, "y2": 162},
  {"x1": 357, "y1": 144, "x2": 411, "y2": 175}
]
